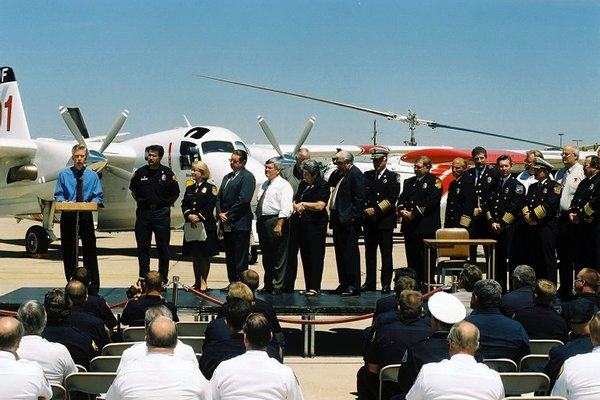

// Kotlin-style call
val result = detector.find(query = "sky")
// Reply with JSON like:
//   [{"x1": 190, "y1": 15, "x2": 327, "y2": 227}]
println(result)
[{"x1": 3, "y1": 0, "x2": 599, "y2": 150}]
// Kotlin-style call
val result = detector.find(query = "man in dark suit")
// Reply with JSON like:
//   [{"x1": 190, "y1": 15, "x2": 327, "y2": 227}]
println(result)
[
  {"x1": 329, "y1": 151, "x2": 365, "y2": 296},
  {"x1": 217, "y1": 150, "x2": 257, "y2": 283},
  {"x1": 398, "y1": 156, "x2": 442, "y2": 288},
  {"x1": 362, "y1": 148, "x2": 400, "y2": 294}
]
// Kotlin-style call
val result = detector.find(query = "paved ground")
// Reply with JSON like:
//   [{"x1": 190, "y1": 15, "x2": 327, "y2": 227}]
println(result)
[{"x1": 0, "y1": 217, "x2": 410, "y2": 399}]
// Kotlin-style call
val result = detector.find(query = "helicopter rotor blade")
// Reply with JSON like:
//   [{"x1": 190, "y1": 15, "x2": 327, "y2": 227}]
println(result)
[{"x1": 257, "y1": 115, "x2": 285, "y2": 159}]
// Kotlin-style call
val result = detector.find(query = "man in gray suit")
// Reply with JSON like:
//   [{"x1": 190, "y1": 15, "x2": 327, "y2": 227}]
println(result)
[{"x1": 217, "y1": 150, "x2": 257, "y2": 283}]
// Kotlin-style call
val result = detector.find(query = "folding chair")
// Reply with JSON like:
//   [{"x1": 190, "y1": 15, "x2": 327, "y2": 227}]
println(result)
[
  {"x1": 101, "y1": 342, "x2": 139, "y2": 356},
  {"x1": 499, "y1": 372, "x2": 550, "y2": 396},
  {"x1": 378, "y1": 364, "x2": 401, "y2": 400},
  {"x1": 529, "y1": 339, "x2": 563, "y2": 355},
  {"x1": 483, "y1": 358, "x2": 518, "y2": 373},
  {"x1": 435, "y1": 228, "x2": 470, "y2": 286},
  {"x1": 75, "y1": 364, "x2": 87, "y2": 372},
  {"x1": 503, "y1": 397, "x2": 566, "y2": 400},
  {"x1": 519, "y1": 354, "x2": 550, "y2": 372},
  {"x1": 122, "y1": 326, "x2": 146, "y2": 342},
  {"x1": 90, "y1": 355, "x2": 122, "y2": 372},
  {"x1": 176, "y1": 321, "x2": 210, "y2": 337},
  {"x1": 64, "y1": 372, "x2": 117, "y2": 398},
  {"x1": 50, "y1": 383, "x2": 67, "y2": 400},
  {"x1": 179, "y1": 336, "x2": 205, "y2": 353}
]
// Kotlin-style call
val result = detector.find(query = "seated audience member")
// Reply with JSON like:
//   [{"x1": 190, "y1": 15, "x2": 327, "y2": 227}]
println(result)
[
  {"x1": 357, "y1": 290, "x2": 432, "y2": 400},
  {"x1": 65, "y1": 280, "x2": 111, "y2": 350},
  {"x1": 0, "y1": 317, "x2": 52, "y2": 400},
  {"x1": 121, "y1": 271, "x2": 178, "y2": 326},
  {"x1": 211, "y1": 313, "x2": 304, "y2": 400},
  {"x1": 513, "y1": 279, "x2": 569, "y2": 343},
  {"x1": 453, "y1": 263, "x2": 482, "y2": 315},
  {"x1": 551, "y1": 311, "x2": 600, "y2": 399},
  {"x1": 106, "y1": 316, "x2": 210, "y2": 400},
  {"x1": 16, "y1": 300, "x2": 77, "y2": 385},
  {"x1": 563, "y1": 268, "x2": 600, "y2": 319},
  {"x1": 42, "y1": 288, "x2": 98, "y2": 369},
  {"x1": 201, "y1": 298, "x2": 280, "y2": 380},
  {"x1": 204, "y1": 282, "x2": 255, "y2": 349},
  {"x1": 71, "y1": 267, "x2": 118, "y2": 330},
  {"x1": 465, "y1": 279, "x2": 530, "y2": 363},
  {"x1": 396, "y1": 292, "x2": 467, "y2": 398},
  {"x1": 374, "y1": 268, "x2": 419, "y2": 319},
  {"x1": 405, "y1": 321, "x2": 505, "y2": 400},
  {"x1": 499, "y1": 264, "x2": 536, "y2": 317},
  {"x1": 369, "y1": 276, "x2": 420, "y2": 338},
  {"x1": 118, "y1": 305, "x2": 197, "y2": 371},
  {"x1": 544, "y1": 301, "x2": 596, "y2": 387}
]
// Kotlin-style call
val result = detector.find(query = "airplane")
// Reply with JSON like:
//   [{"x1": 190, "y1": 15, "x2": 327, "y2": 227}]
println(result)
[{"x1": 0, "y1": 66, "x2": 268, "y2": 255}]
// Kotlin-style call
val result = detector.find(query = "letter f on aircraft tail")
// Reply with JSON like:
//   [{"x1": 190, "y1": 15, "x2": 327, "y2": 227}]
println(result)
[{"x1": 0, "y1": 66, "x2": 31, "y2": 139}]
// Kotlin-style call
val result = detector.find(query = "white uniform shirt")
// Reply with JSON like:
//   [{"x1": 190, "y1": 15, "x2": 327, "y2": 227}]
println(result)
[
  {"x1": 117, "y1": 340, "x2": 198, "y2": 371},
  {"x1": 517, "y1": 170, "x2": 554, "y2": 192},
  {"x1": 551, "y1": 346, "x2": 600, "y2": 400},
  {"x1": 17, "y1": 334, "x2": 77, "y2": 385},
  {"x1": 106, "y1": 352, "x2": 210, "y2": 400},
  {"x1": 0, "y1": 350, "x2": 52, "y2": 400},
  {"x1": 211, "y1": 350, "x2": 303, "y2": 400},
  {"x1": 406, "y1": 353, "x2": 504, "y2": 400},
  {"x1": 256, "y1": 176, "x2": 293, "y2": 218},
  {"x1": 556, "y1": 162, "x2": 585, "y2": 212}
]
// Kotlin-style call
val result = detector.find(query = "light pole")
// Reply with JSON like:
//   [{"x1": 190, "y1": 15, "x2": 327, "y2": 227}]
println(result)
[
  {"x1": 573, "y1": 139, "x2": 583, "y2": 147},
  {"x1": 558, "y1": 133, "x2": 564, "y2": 147}
]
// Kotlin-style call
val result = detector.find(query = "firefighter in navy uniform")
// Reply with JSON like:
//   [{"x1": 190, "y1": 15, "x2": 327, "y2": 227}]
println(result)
[
  {"x1": 398, "y1": 156, "x2": 442, "y2": 289},
  {"x1": 445, "y1": 157, "x2": 476, "y2": 231},
  {"x1": 468, "y1": 146, "x2": 500, "y2": 262},
  {"x1": 362, "y1": 148, "x2": 401, "y2": 294},
  {"x1": 485, "y1": 155, "x2": 525, "y2": 292},
  {"x1": 521, "y1": 157, "x2": 561, "y2": 282},
  {"x1": 129, "y1": 145, "x2": 180, "y2": 284}
]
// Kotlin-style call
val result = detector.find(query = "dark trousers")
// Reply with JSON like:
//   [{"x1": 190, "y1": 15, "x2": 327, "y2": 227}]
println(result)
[
  {"x1": 493, "y1": 224, "x2": 516, "y2": 293},
  {"x1": 363, "y1": 226, "x2": 394, "y2": 289},
  {"x1": 526, "y1": 221, "x2": 558, "y2": 282},
  {"x1": 299, "y1": 220, "x2": 327, "y2": 291},
  {"x1": 331, "y1": 212, "x2": 361, "y2": 291},
  {"x1": 257, "y1": 216, "x2": 289, "y2": 291},
  {"x1": 283, "y1": 215, "x2": 301, "y2": 292},
  {"x1": 470, "y1": 216, "x2": 492, "y2": 263},
  {"x1": 134, "y1": 207, "x2": 171, "y2": 281},
  {"x1": 557, "y1": 214, "x2": 577, "y2": 297},
  {"x1": 404, "y1": 232, "x2": 435, "y2": 289},
  {"x1": 60, "y1": 211, "x2": 99, "y2": 293},
  {"x1": 223, "y1": 229, "x2": 250, "y2": 283}
]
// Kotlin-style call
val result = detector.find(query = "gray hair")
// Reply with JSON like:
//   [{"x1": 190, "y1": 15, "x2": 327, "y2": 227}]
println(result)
[
  {"x1": 512, "y1": 265, "x2": 536, "y2": 287},
  {"x1": 265, "y1": 157, "x2": 283, "y2": 171},
  {"x1": 447, "y1": 321, "x2": 480, "y2": 353},
  {"x1": 17, "y1": 300, "x2": 47, "y2": 335},
  {"x1": 336, "y1": 151, "x2": 354, "y2": 163},
  {"x1": 472, "y1": 279, "x2": 502, "y2": 309},
  {"x1": 300, "y1": 159, "x2": 321, "y2": 177},
  {"x1": 146, "y1": 316, "x2": 177, "y2": 349},
  {"x1": 144, "y1": 305, "x2": 173, "y2": 327}
]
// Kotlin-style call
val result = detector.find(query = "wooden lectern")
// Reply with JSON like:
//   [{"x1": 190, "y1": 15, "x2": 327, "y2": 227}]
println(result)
[{"x1": 56, "y1": 202, "x2": 99, "y2": 268}]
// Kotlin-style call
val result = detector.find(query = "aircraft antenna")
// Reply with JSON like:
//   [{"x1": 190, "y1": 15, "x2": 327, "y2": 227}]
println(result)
[{"x1": 371, "y1": 120, "x2": 377, "y2": 145}]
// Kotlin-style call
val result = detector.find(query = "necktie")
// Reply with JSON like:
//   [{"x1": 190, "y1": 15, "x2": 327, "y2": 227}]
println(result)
[
  {"x1": 560, "y1": 169, "x2": 569, "y2": 187},
  {"x1": 256, "y1": 181, "x2": 270, "y2": 217},
  {"x1": 76, "y1": 169, "x2": 84, "y2": 202}
]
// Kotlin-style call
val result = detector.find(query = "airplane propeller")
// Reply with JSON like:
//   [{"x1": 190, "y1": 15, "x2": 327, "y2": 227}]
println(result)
[
  {"x1": 256, "y1": 115, "x2": 316, "y2": 164},
  {"x1": 59, "y1": 106, "x2": 132, "y2": 179},
  {"x1": 194, "y1": 74, "x2": 558, "y2": 148}
]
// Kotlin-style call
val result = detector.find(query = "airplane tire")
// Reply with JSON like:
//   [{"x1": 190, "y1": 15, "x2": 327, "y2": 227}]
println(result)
[{"x1": 25, "y1": 226, "x2": 49, "y2": 255}]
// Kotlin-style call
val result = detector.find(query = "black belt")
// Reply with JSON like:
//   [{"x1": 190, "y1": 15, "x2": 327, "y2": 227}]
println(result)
[
  {"x1": 257, "y1": 215, "x2": 278, "y2": 220},
  {"x1": 138, "y1": 204, "x2": 169, "y2": 211}
]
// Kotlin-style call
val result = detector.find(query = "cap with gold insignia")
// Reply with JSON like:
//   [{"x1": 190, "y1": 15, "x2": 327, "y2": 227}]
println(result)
[
  {"x1": 370, "y1": 147, "x2": 389, "y2": 159},
  {"x1": 533, "y1": 157, "x2": 553, "y2": 171}
]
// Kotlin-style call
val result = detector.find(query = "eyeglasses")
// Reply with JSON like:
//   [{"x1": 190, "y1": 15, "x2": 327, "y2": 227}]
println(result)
[
  {"x1": 413, "y1": 165, "x2": 426, "y2": 169},
  {"x1": 562, "y1": 152, "x2": 574, "y2": 157},
  {"x1": 334, "y1": 161, "x2": 346, "y2": 166}
]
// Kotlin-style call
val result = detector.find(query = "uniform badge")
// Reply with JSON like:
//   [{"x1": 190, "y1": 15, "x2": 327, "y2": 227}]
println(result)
[
  {"x1": 422, "y1": 182, "x2": 427, "y2": 189},
  {"x1": 554, "y1": 185, "x2": 562, "y2": 194},
  {"x1": 456, "y1": 188, "x2": 460, "y2": 194},
  {"x1": 212, "y1": 185, "x2": 218, "y2": 195},
  {"x1": 201, "y1": 187, "x2": 207, "y2": 194},
  {"x1": 504, "y1": 187, "x2": 510, "y2": 194},
  {"x1": 161, "y1": 174, "x2": 166, "y2": 181},
  {"x1": 435, "y1": 178, "x2": 442, "y2": 189},
  {"x1": 396, "y1": 175, "x2": 401, "y2": 183},
  {"x1": 383, "y1": 179, "x2": 387, "y2": 183},
  {"x1": 543, "y1": 188, "x2": 547, "y2": 194},
  {"x1": 590, "y1": 184, "x2": 595, "y2": 190},
  {"x1": 141, "y1": 176, "x2": 148, "y2": 181},
  {"x1": 487, "y1": 177, "x2": 492, "y2": 183},
  {"x1": 515, "y1": 185, "x2": 524, "y2": 194}
]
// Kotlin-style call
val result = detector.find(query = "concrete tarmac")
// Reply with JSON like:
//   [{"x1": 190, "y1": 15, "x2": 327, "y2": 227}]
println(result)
[{"x1": 0, "y1": 217, "x2": 409, "y2": 399}]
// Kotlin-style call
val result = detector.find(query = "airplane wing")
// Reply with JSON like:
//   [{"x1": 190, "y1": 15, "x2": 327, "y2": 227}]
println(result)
[{"x1": 0, "y1": 138, "x2": 37, "y2": 158}]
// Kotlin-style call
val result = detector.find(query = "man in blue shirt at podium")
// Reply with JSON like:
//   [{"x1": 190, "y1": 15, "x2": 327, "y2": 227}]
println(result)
[{"x1": 55, "y1": 144, "x2": 103, "y2": 293}]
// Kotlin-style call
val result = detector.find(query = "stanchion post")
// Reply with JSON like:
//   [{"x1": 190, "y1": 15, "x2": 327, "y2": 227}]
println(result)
[{"x1": 171, "y1": 275, "x2": 179, "y2": 305}]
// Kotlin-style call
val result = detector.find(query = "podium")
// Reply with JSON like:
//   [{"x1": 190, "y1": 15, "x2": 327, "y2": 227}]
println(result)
[{"x1": 56, "y1": 202, "x2": 99, "y2": 269}]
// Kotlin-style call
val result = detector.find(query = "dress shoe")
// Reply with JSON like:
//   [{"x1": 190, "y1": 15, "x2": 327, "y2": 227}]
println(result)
[
  {"x1": 381, "y1": 286, "x2": 391, "y2": 294},
  {"x1": 340, "y1": 288, "x2": 360, "y2": 297},
  {"x1": 328, "y1": 285, "x2": 345, "y2": 295},
  {"x1": 360, "y1": 284, "x2": 376, "y2": 292}
]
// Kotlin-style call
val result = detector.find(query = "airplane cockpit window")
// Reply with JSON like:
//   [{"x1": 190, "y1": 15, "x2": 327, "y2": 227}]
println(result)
[
  {"x1": 235, "y1": 141, "x2": 250, "y2": 155},
  {"x1": 202, "y1": 141, "x2": 235, "y2": 154},
  {"x1": 179, "y1": 140, "x2": 201, "y2": 170}
]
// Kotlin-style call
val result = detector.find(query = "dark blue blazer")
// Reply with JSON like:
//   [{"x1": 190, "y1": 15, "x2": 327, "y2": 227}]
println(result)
[
  {"x1": 217, "y1": 168, "x2": 256, "y2": 231},
  {"x1": 329, "y1": 165, "x2": 365, "y2": 224}
]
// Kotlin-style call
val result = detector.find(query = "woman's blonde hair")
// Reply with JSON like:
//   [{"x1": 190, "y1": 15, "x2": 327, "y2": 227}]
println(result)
[{"x1": 191, "y1": 160, "x2": 211, "y2": 180}]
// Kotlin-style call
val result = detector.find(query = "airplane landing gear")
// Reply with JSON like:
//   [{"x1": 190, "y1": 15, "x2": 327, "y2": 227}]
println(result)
[{"x1": 25, "y1": 226, "x2": 50, "y2": 255}]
